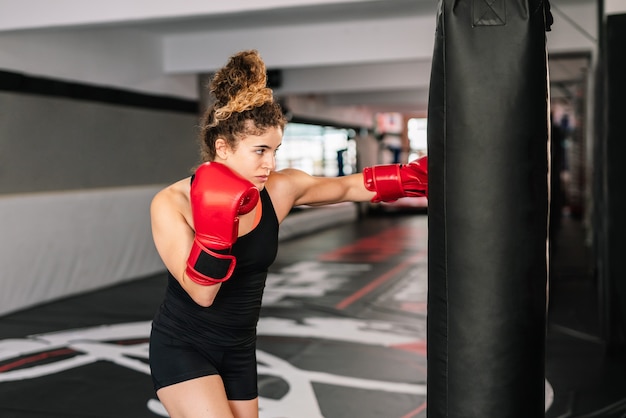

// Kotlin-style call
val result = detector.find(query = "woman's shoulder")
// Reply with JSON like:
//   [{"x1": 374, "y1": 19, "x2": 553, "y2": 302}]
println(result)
[
  {"x1": 268, "y1": 168, "x2": 313, "y2": 187},
  {"x1": 265, "y1": 169, "x2": 310, "y2": 221},
  {"x1": 266, "y1": 168, "x2": 310, "y2": 196},
  {"x1": 151, "y1": 177, "x2": 192, "y2": 213}
]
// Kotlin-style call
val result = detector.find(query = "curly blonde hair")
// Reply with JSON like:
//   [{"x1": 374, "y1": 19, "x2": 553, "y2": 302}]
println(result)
[{"x1": 199, "y1": 50, "x2": 287, "y2": 162}]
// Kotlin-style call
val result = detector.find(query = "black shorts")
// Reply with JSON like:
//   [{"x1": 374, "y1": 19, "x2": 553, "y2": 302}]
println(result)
[{"x1": 149, "y1": 327, "x2": 258, "y2": 400}]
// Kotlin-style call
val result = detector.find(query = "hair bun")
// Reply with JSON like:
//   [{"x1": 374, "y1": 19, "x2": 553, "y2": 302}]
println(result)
[{"x1": 210, "y1": 50, "x2": 275, "y2": 125}]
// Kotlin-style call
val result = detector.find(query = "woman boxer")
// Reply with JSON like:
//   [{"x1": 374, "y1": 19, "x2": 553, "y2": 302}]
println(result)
[{"x1": 148, "y1": 49, "x2": 427, "y2": 418}]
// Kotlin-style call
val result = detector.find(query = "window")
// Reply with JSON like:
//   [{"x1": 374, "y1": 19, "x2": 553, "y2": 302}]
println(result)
[
  {"x1": 407, "y1": 117, "x2": 428, "y2": 161},
  {"x1": 277, "y1": 123, "x2": 356, "y2": 176}
]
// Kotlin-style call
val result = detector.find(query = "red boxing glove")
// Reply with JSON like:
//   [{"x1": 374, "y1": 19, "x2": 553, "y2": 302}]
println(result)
[
  {"x1": 186, "y1": 162, "x2": 259, "y2": 285},
  {"x1": 363, "y1": 155, "x2": 428, "y2": 203}
]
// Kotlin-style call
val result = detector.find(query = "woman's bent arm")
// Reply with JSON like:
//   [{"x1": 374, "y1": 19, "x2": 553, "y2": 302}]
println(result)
[{"x1": 150, "y1": 180, "x2": 222, "y2": 307}]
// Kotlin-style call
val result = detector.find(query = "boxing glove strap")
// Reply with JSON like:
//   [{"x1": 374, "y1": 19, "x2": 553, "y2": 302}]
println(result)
[{"x1": 186, "y1": 239, "x2": 236, "y2": 285}]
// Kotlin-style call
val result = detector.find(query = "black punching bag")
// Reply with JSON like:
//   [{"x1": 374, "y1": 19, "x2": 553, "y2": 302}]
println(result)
[{"x1": 426, "y1": 0, "x2": 550, "y2": 417}]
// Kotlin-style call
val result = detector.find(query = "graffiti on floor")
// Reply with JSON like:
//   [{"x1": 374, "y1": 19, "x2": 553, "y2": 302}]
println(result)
[
  {"x1": 0, "y1": 316, "x2": 426, "y2": 418},
  {"x1": 0, "y1": 255, "x2": 427, "y2": 418}
]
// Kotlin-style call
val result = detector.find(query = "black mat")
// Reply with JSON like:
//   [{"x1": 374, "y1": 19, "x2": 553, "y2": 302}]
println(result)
[
  {"x1": 0, "y1": 214, "x2": 428, "y2": 418},
  {"x1": 1, "y1": 213, "x2": 624, "y2": 417}
]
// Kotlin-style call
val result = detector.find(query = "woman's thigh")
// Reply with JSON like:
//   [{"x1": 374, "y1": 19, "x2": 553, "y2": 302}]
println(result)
[
  {"x1": 157, "y1": 376, "x2": 259, "y2": 418},
  {"x1": 157, "y1": 375, "x2": 233, "y2": 418},
  {"x1": 229, "y1": 398, "x2": 259, "y2": 418}
]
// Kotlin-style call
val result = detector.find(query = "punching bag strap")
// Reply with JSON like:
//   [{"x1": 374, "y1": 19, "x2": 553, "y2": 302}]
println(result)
[{"x1": 472, "y1": 0, "x2": 505, "y2": 26}]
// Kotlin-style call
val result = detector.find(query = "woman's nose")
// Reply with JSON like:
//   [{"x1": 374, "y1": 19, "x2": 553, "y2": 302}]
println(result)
[{"x1": 263, "y1": 153, "x2": 276, "y2": 171}]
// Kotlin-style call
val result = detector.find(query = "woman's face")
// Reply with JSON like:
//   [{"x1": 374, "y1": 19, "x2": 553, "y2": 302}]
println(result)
[{"x1": 219, "y1": 125, "x2": 283, "y2": 190}]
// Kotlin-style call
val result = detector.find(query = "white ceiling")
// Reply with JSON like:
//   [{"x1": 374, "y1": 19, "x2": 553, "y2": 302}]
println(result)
[{"x1": 0, "y1": 0, "x2": 596, "y2": 116}]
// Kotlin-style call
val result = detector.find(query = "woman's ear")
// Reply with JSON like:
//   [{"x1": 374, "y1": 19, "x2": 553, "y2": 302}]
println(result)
[{"x1": 214, "y1": 138, "x2": 229, "y2": 160}]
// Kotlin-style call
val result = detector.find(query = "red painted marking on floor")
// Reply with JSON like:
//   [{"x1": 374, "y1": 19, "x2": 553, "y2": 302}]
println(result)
[
  {"x1": 400, "y1": 301, "x2": 427, "y2": 313},
  {"x1": 319, "y1": 226, "x2": 424, "y2": 263},
  {"x1": 335, "y1": 251, "x2": 425, "y2": 309},
  {"x1": 0, "y1": 348, "x2": 75, "y2": 372},
  {"x1": 391, "y1": 340, "x2": 427, "y2": 356},
  {"x1": 401, "y1": 401, "x2": 427, "y2": 418}
]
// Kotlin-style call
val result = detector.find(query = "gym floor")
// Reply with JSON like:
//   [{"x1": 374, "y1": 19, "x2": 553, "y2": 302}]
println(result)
[{"x1": 0, "y1": 210, "x2": 624, "y2": 417}]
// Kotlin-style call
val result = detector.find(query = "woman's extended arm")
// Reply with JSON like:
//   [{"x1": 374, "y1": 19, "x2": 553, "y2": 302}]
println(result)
[
  {"x1": 265, "y1": 169, "x2": 375, "y2": 221},
  {"x1": 267, "y1": 155, "x2": 428, "y2": 214}
]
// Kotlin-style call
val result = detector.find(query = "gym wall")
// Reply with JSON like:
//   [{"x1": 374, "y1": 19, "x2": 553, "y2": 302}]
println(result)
[{"x1": 0, "y1": 74, "x2": 200, "y2": 316}]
